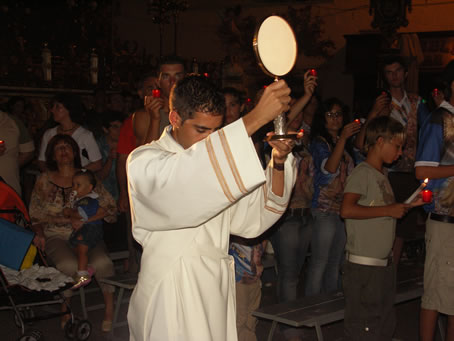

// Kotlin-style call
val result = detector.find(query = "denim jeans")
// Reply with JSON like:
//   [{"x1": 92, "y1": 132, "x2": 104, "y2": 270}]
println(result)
[
  {"x1": 271, "y1": 214, "x2": 313, "y2": 303},
  {"x1": 305, "y1": 209, "x2": 346, "y2": 296}
]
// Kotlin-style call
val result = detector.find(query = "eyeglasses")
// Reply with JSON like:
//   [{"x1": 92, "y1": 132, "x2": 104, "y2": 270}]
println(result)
[{"x1": 326, "y1": 111, "x2": 343, "y2": 118}]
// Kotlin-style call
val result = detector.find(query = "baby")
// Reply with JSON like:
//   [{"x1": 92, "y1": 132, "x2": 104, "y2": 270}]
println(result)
[{"x1": 64, "y1": 169, "x2": 105, "y2": 289}]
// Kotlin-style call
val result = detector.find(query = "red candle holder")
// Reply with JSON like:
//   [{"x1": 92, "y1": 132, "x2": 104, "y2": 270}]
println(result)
[
  {"x1": 354, "y1": 119, "x2": 360, "y2": 124},
  {"x1": 422, "y1": 189, "x2": 433, "y2": 203},
  {"x1": 309, "y1": 69, "x2": 317, "y2": 77},
  {"x1": 0, "y1": 140, "x2": 4, "y2": 145},
  {"x1": 433, "y1": 88, "x2": 439, "y2": 96},
  {"x1": 152, "y1": 89, "x2": 161, "y2": 98}
]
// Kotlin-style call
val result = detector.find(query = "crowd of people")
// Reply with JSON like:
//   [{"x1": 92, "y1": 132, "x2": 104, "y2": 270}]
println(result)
[{"x1": 1, "y1": 53, "x2": 454, "y2": 341}]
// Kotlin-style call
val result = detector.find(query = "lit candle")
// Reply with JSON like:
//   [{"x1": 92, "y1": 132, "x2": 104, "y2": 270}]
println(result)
[
  {"x1": 309, "y1": 68, "x2": 317, "y2": 76},
  {"x1": 405, "y1": 178, "x2": 429, "y2": 204},
  {"x1": 422, "y1": 189, "x2": 433, "y2": 203},
  {"x1": 152, "y1": 89, "x2": 161, "y2": 98}
]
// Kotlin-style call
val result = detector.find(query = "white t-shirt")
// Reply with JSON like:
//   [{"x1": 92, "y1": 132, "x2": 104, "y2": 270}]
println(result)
[{"x1": 38, "y1": 126, "x2": 102, "y2": 167}]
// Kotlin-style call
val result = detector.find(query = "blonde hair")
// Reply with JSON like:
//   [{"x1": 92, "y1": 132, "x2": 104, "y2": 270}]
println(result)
[{"x1": 364, "y1": 116, "x2": 405, "y2": 153}]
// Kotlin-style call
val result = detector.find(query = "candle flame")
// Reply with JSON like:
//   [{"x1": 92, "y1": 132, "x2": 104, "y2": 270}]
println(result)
[{"x1": 424, "y1": 178, "x2": 429, "y2": 184}]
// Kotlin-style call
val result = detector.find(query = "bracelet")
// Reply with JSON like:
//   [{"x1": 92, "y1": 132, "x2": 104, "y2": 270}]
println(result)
[{"x1": 273, "y1": 162, "x2": 285, "y2": 171}]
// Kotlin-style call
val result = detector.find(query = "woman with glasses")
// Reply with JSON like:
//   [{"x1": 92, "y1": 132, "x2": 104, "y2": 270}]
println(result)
[{"x1": 305, "y1": 97, "x2": 361, "y2": 296}]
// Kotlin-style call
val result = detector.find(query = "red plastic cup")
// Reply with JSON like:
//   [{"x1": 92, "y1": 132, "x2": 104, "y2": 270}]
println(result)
[
  {"x1": 152, "y1": 89, "x2": 161, "y2": 98},
  {"x1": 422, "y1": 189, "x2": 433, "y2": 203},
  {"x1": 309, "y1": 69, "x2": 317, "y2": 77}
]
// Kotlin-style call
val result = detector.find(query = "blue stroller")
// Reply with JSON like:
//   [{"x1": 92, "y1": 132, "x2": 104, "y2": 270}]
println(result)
[{"x1": 0, "y1": 178, "x2": 92, "y2": 340}]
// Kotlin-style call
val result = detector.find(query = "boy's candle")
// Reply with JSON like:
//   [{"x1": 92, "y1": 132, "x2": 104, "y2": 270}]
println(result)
[
  {"x1": 354, "y1": 119, "x2": 360, "y2": 124},
  {"x1": 309, "y1": 69, "x2": 317, "y2": 76},
  {"x1": 405, "y1": 178, "x2": 429, "y2": 204},
  {"x1": 422, "y1": 189, "x2": 433, "y2": 203},
  {"x1": 152, "y1": 89, "x2": 161, "y2": 98},
  {"x1": 0, "y1": 140, "x2": 4, "y2": 145}
]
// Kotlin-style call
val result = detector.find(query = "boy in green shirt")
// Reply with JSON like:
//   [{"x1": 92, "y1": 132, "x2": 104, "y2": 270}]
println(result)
[{"x1": 340, "y1": 116, "x2": 424, "y2": 340}]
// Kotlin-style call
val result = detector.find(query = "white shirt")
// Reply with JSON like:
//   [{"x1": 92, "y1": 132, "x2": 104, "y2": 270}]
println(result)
[{"x1": 38, "y1": 126, "x2": 102, "y2": 167}]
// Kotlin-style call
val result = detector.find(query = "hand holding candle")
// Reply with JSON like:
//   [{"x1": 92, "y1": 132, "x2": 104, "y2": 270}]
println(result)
[
  {"x1": 405, "y1": 178, "x2": 429, "y2": 204},
  {"x1": 0, "y1": 140, "x2": 5, "y2": 156}
]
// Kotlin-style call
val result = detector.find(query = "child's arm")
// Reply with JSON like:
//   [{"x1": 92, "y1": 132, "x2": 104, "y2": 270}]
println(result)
[
  {"x1": 340, "y1": 192, "x2": 411, "y2": 219},
  {"x1": 70, "y1": 206, "x2": 106, "y2": 230},
  {"x1": 84, "y1": 207, "x2": 107, "y2": 223}
]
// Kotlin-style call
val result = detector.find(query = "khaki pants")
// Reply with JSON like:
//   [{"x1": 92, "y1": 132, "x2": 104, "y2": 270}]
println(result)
[
  {"x1": 235, "y1": 281, "x2": 261, "y2": 341},
  {"x1": 421, "y1": 216, "x2": 454, "y2": 315}
]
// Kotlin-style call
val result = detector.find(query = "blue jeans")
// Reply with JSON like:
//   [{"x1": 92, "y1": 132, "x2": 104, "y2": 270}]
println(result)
[
  {"x1": 305, "y1": 209, "x2": 346, "y2": 296},
  {"x1": 271, "y1": 213, "x2": 313, "y2": 302}
]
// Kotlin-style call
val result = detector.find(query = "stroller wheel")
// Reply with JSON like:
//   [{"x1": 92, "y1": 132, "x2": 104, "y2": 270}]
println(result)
[
  {"x1": 64, "y1": 318, "x2": 78, "y2": 339},
  {"x1": 18, "y1": 329, "x2": 43, "y2": 341},
  {"x1": 74, "y1": 320, "x2": 92, "y2": 341}
]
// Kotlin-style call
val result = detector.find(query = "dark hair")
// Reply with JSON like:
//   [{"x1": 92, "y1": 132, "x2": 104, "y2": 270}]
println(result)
[
  {"x1": 50, "y1": 93, "x2": 84, "y2": 125},
  {"x1": 441, "y1": 60, "x2": 454, "y2": 101},
  {"x1": 159, "y1": 55, "x2": 186, "y2": 71},
  {"x1": 170, "y1": 75, "x2": 225, "y2": 122},
  {"x1": 74, "y1": 169, "x2": 97, "y2": 188},
  {"x1": 45, "y1": 134, "x2": 82, "y2": 171},
  {"x1": 6, "y1": 96, "x2": 26, "y2": 113},
  {"x1": 310, "y1": 97, "x2": 354, "y2": 156},
  {"x1": 221, "y1": 87, "x2": 244, "y2": 104},
  {"x1": 100, "y1": 110, "x2": 124, "y2": 129},
  {"x1": 136, "y1": 71, "x2": 158, "y2": 91},
  {"x1": 382, "y1": 55, "x2": 407, "y2": 72},
  {"x1": 364, "y1": 116, "x2": 405, "y2": 153}
]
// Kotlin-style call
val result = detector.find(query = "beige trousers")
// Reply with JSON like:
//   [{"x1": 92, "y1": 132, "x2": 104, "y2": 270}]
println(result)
[{"x1": 235, "y1": 280, "x2": 261, "y2": 341}]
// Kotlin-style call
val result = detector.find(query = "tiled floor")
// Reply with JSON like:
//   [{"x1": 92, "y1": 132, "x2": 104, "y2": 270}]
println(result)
[{"x1": 0, "y1": 255, "x2": 435, "y2": 341}]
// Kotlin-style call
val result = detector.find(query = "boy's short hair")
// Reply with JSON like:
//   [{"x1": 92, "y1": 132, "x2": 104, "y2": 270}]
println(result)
[
  {"x1": 159, "y1": 55, "x2": 186, "y2": 71},
  {"x1": 381, "y1": 55, "x2": 408, "y2": 73},
  {"x1": 364, "y1": 116, "x2": 405, "y2": 153},
  {"x1": 74, "y1": 169, "x2": 97, "y2": 188},
  {"x1": 170, "y1": 75, "x2": 225, "y2": 122},
  {"x1": 221, "y1": 87, "x2": 244, "y2": 104}
]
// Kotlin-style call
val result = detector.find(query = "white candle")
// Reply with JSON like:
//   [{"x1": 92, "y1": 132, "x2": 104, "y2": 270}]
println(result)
[{"x1": 404, "y1": 178, "x2": 428, "y2": 204}]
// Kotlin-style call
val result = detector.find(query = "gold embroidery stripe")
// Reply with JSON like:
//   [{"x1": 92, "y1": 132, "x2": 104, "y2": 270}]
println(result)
[
  {"x1": 265, "y1": 205, "x2": 286, "y2": 215},
  {"x1": 219, "y1": 129, "x2": 248, "y2": 195},
  {"x1": 206, "y1": 136, "x2": 235, "y2": 203}
]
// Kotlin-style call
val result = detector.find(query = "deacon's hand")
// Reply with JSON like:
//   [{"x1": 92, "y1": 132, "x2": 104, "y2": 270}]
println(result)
[
  {"x1": 243, "y1": 80, "x2": 291, "y2": 137},
  {"x1": 268, "y1": 130, "x2": 303, "y2": 162}
]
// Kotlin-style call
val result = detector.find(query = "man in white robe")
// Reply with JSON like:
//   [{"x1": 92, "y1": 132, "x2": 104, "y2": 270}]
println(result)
[{"x1": 127, "y1": 75, "x2": 298, "y2": 341}]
